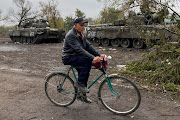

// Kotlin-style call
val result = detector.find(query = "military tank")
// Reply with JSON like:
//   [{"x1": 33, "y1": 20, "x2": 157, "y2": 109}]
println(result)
[
  {"x1": 86, "y1": 11, "x2": 179, "y2": 49},
  {"x1": 8, "y1": 18, "x2": 65, "y2": 44}
]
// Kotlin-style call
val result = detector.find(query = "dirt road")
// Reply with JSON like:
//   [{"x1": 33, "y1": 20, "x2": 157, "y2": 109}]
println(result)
[{"x1": 0, "y1": 38, "x2": 179, "y2": 120}]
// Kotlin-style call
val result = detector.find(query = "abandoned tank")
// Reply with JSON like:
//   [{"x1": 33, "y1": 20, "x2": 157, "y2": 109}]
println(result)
[
  {"x1": 8, "y1": 18, "x2": 65, "y2": 44},
  {"x1": 86, "y1": 11, "x2": 179, "y2": 49}
]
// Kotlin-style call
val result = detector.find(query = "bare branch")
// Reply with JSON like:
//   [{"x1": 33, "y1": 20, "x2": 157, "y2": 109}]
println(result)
[
  {"x1": 151, "y1": 0, "x2": 180, "y2": 17},
  {"x1": 39, "y1": 0, "x2": 62, "y2": 28},
  {"x1": 6, "y1": 0, "x2": 34, "y2": 26}
]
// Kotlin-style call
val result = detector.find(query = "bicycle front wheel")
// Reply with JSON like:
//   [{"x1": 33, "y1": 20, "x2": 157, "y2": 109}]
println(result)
[
  {"x1": 45, "y1": 72, "x2": 77, "y2": 107},
  {"x1": 98, "y1": 76, "x2": 141, "y2": 115}
]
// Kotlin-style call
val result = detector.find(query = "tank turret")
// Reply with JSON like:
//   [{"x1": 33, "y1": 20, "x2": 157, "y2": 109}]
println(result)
[
  {"x1": 8, "y1": 18, "x2": 65, "y2": 44},
  {"x1": 114, "y1": 11, "x2": 161, "y2": 26}
]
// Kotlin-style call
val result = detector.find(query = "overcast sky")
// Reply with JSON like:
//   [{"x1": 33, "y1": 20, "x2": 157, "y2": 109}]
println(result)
[
  {"x1": 1, "y1": 0, "x2": 180, "y2": 26},
  {"x1": 0, "y1": 0, "x2": 105, "y2": 25}
]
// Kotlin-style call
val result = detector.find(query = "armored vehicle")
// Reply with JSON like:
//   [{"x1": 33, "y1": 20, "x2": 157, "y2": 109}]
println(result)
[
  {"x1": 8, "y1": 18, "x2": 65, "y2": 44},
  {"x1": 86, "y1": 11, "x2": 179, "y2": 49}
]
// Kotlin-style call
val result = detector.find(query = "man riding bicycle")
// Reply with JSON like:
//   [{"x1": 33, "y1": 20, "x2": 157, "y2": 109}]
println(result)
[{"x1": 62, "y1": 18, "x2": 105, "y2": 103}]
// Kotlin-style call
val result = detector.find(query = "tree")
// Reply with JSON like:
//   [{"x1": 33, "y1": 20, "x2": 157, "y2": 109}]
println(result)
[
  {"x1": 63, "y1": 9, "x2": 86, "y2": 31},
  {"x1": 64, "y1": 16, "x2": 74, "y2": 32},
  {"x1": 0, "y1": 10, "x2": 2, "y2": 21},
  {"x1": 75, "y1": 9, "x2": 86, "y2": 18},
  {"x1": 97, "y1": 0, "x2": 180, "y2": 17},
  {"x1": 8, "y1": 0, "x2": 34, "y2": 27},
  {"x1": 39, "y1": 0, "x2": 63, "y2": 28},
  {"x1": 99, "y1": 7, "x2": 121, "y2": 24}
]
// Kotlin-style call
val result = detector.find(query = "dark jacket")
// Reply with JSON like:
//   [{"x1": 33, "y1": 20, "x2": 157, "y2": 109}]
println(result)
[{"x1": 62, "y1": 27, "x2": 100, "y2": 62}]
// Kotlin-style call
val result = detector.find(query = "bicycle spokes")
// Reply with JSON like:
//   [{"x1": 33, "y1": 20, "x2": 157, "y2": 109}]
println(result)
[
  {"x1": 45, "y1": 73, "x2": 77, "y2": 107},
  {"x1": 98, "y1": 76, "x2": 141, "y2": 115}
]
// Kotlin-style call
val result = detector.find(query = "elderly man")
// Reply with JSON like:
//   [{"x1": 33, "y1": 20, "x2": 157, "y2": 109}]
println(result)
[{"x1": 62, "y1": 18, "x2": 104, "y2": 103}]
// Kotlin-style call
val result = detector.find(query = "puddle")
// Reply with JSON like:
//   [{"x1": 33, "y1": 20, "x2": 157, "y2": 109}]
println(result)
[
  {"x1": 0, "y1": 45, "x2": 26, "y2": 52},
  {"x1": 0, "y1": 66, "x2": 29, "y2": 72},
  {"x1": 0, "y1": 66, "x2": 32, "y2": 75}
]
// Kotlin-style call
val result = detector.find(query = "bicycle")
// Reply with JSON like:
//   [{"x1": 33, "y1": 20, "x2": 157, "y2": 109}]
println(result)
[{"x1": 44, "y1": 58, "x2": 141, "y2": 115}]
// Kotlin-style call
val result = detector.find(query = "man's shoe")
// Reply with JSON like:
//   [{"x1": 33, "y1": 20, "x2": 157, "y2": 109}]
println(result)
[
  {"x1": 77, "y1": 93, "x2": 92, "y2": 103},
  {"x1": 83, "y1": 97, "x2": 92, "y2": 103}
]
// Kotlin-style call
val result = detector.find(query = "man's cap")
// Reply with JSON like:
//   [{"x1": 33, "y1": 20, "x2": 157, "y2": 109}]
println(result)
[{"x1": 74, "y1": 18, "x2": 88, "y2": 24}]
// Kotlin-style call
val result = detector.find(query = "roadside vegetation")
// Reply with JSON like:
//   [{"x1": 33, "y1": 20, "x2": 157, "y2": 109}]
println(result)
[
  {"x1": 122, "y1": 42, "x2": 179, "y2": 98},
  {"x1": 0, "y1": 26, "x2": 15, "y2": 37}
]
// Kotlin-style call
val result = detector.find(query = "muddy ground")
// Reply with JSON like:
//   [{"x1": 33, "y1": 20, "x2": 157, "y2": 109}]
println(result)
[{"x1": 0, "y1": 38, "x2": 179, "y2": 120}]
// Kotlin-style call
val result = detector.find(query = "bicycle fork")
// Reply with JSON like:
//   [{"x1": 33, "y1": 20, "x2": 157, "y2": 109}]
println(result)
[{"x1": 105, "y1": 76, "x2": 120, "y2": 98}]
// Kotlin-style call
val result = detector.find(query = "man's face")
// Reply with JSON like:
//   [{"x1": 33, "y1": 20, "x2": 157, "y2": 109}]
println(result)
[{"x1": 75, "y1": 23, "x2": 85, "y2": 33}]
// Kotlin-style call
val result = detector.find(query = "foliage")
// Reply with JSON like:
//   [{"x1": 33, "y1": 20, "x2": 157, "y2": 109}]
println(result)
[
  {"x1": 177, "y1": 20, "x2": 180, "y2": 29},
  {"x1": 75, "y1": 9, "x2": 86, "y2": 18},
  {"x1": 165, "y1": 83, "x2": 178, "y2": 92},
  {"x1": 125, "y1": 42, "x2": 180, "y2": 88},
  {"x1": 0, "y1": 25, "x2": 16, "y2": 37},
  {"x1": 39, "y1": 0, "x2": 63, "y2": 28},
  {"x1": 64, "y1": 9, "x2": 87, "y2": 31},
  {"x1": 0, "y1": 26, "x2": 15, "y2": 33},
  {"x1": 0, "y1": 10, "x2": 1, "y2": 21},
  {"x1": 64, "y1": 16, "x2": 74, "y2": 32},
  {"x1": 97, "y1": 0, "x2": 180, "y2": 18},
  {"x1": 87, "y1": 17, "x2": 101, "y2": 25},
  {"x1": 99, "y1": 7, "x2": 121, "y2": 24},
  {"x1": 48, "y1": 17, "x2": 64, "y2": 29}
]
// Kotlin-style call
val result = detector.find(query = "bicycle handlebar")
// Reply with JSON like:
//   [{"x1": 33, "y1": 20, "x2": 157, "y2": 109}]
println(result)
[{"x1": 100, "y1": 57, "x2": 105, "y2": 64}]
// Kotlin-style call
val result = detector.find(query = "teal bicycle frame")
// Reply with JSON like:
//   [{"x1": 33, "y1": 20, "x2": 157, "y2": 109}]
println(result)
[{"x1": 66, "y1": 62, "x2": 119, "y2": 97}]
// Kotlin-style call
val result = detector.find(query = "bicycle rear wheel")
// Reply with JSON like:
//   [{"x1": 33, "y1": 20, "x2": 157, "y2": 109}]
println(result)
[
  {"x1": 45, "y1": 72, "x2": 77, "y2": 107},
  {"x1": 98, "y1": 76, "x2": 141, "y2": 115}
]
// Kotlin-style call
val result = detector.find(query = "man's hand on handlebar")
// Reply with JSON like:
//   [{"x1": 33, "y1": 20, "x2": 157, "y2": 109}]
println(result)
[
  {"x1": 100, "y1": 54, "x2": 105, "y2": 58},
  {"x1": 93, "y1": 54, "x2": 106, "y2": 62},
  {"x1": 93, "y1": 56, "x2": 101, "y2": 62}
]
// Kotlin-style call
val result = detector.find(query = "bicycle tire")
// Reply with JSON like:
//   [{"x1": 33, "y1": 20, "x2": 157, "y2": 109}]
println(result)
[
  {"x1": 98, "y1": 76, "x2": 141, "y2": 115},
  {"x1": 45, "y1": 72, "x2": 77, "y2": 107}
]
